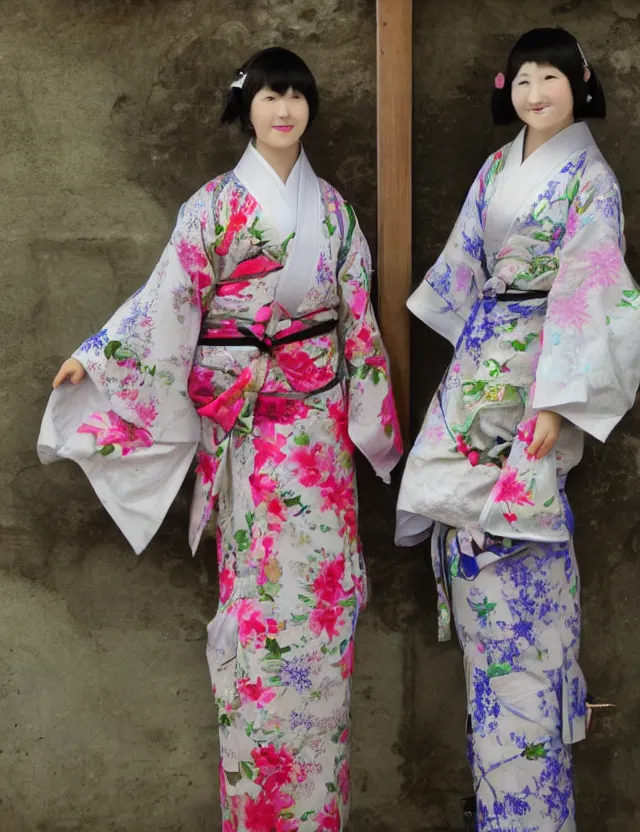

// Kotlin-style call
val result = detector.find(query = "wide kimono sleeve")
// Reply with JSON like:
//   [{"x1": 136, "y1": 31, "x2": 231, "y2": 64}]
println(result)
[
  {"x1": 37, "y1": 182, "x2": 220, "y2": 554},
  {"x1": 533, "y1": 161, "x2": 640, "y2": 441},
  {"x1": 336, "y1": 201, "x2": 403, "y2": 483},
  {"x1": 406, "y1": 152, "x2": 497, "y2": 345}
]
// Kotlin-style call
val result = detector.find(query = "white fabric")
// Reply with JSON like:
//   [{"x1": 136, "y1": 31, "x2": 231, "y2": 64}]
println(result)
[
  {"x1": 234, "y1": 142, "x2": 322, "y2": 314},
  {"x1": 484, "y1": 123, "x2": 596, "y2": 262}
]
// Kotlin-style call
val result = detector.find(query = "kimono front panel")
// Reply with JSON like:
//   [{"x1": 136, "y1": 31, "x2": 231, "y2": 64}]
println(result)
[{"x1": 397, "y1": 122, "x2": 640, "y2": 551}]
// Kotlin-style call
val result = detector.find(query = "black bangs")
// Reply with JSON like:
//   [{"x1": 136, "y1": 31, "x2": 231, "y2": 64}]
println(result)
[
  {"x1": 221, "y1": 47, "x2": 319, "y2": 133},
  {"x1": 492, "y1": 27, "x2": 606, "y2": 125}
]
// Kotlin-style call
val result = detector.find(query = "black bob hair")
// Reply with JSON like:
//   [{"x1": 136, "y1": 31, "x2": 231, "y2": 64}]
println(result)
[
  {"x1": 221, "y1": 47, "x2": 319, "y2": 133},
  {"x1": 492, "y1": 27, "x2": 606, "y2": 125}
]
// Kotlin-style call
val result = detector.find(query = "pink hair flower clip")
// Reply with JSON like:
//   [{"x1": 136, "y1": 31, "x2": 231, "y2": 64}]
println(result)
[{"x1": 494, "y1": 72, "x2": 505, "y2": 90}]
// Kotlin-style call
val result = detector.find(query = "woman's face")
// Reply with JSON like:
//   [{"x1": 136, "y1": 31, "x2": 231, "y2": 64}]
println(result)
[
  {"x1": 511, "y1": 61, "x2": 575, "y2": 134},
  {"x1": 250, "y1": 87, "x2": 309, "y2": 150}
]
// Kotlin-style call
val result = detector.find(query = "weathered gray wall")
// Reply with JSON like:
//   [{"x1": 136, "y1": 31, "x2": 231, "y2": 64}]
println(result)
[{"x1": 2, "y1": 0, "x2": 639, "y2": 830}]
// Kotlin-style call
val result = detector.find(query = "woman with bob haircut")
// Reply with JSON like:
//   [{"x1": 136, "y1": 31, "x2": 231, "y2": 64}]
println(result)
[
  {"x1": 39, "y1": 46, "x2": 402, "y2": 831},
  {"x1": 396, "y1": 27, "x2": 640, "y2": 831}
]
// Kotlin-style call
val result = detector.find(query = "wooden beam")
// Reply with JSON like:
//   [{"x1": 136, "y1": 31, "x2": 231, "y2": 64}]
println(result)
[{"x1": 376, "y1": 0, "x2": 412, "y2": 439}]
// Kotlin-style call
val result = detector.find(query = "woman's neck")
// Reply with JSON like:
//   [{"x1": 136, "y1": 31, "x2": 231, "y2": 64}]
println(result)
[
  {"x1": 522, "y1": 116, "x2": 574, "y2": 161},
  {"x1": 254, "y1": 139, "x2": 301, "y2": 183}
]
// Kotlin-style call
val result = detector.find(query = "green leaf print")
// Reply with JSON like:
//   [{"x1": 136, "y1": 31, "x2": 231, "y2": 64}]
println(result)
[
  {"x1": 301, "y1": 811, "x2": 315, "y2": 822},
  {"x1": 291, "y1": 614, "x2": 309, "y2": 623},
  {"x1": 623, "y1": 289, "x2": 640, "y2": 300},
  {"x1": 543, "y1": 497, "x2": 555, "y2": 507},
  {"x1": 294, "y1": 434, "x2": 311, "y2": 446},
  {"x1": 521, "y1": 742, "x2": 548, "y2": 761},
  {"x1": 339, "y1": 597, "x2": 357, "y2": 608},
  {"x1": 245, "y1": 512, "x2": 255, "y2": 529},
  {"x1": 508, "y1": 332, "x2": 538, "y2": 353},
  {"x1": 323, "y1": 216, "x2": 337, "y2": 236},
  {"x1": 319, "y1": 524, "x2": 331, "y2": 533},
  {"x1": 284, "y1": 495, "x2": 303, "y2": 508},
  {"x1": 215, "y1": 223, "x2": 225, "y2": 236},
  {"x1": 104, "y1": 340, "x2": 122, "y2": 359},
  {"x1": 470, "y1": 597, "x2": 497, "y2": 620},
  {"x1": 569, "y1": 580, "x2": 578, "y2": 597},
  {"x1": 487, "y1": 662, "x2": 512, "y2": 679},
  {"x1": 532, "y1": 198, "x2": 549, "y2": 219},
  {"x1": 240, "y1": 761, "x2": 255, "y2": 780},
  {"x1": 281, "y1": 232, "x2": 295, "y2": 254},
  {"x1": 234, "y1": 529, "x2": 250, "y2": 551},
  {"x1": 219, "y1": 713, "x2": 232, "y2": 726},
  {"x1": 245, "y1": 721, "x2": 254, "y2": 737},
  {"x1": 97, "y1": 444, "x2": 115, "y2": 456},
  {"x1": 568, "y1": 178, "x2": 580, "y2": 203},
  {"x1": 298, "y1": 594, "x2": 312, "y2": 604},
  {"x1": 326, "y1": 782, "x2": 338, "y2": 793},
  {"x1": 265, "y1": 638, "x2": 291, "y2": 659}
]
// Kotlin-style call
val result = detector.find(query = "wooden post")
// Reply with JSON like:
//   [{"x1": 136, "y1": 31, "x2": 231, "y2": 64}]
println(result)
[{"x1": 376, "y1": 0, "x2": 412, "y2": 439}]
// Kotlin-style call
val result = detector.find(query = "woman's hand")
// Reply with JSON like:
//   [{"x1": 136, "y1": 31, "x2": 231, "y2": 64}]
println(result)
[
  {"x1": 52, "y1": 358, "x2": 86, "y2": 388},
  {"x1": 527, "y1": 410, "x2": 562, "y2": 459}
]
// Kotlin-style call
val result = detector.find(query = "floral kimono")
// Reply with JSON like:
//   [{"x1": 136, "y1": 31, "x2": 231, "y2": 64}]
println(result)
[
  {"x1": 38, "y1": 142, "x2": 402, "y2": 831},
  {"x1": 396, "y1": 122, "x2": 640, "y2": 830}
]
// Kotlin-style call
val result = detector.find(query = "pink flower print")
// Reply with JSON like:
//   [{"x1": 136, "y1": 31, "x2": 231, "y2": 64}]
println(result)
[
  {"x1": 313, "y1": 555, "x2": 348, "y2": 605},
  {"x1": 309, "y1": 604, "x2": 345, "y2": 641},
  {"x1": 214, "y1": 196, "x2": 251, "y2": 257},
  {"x1": 365, "y1": 355, "x2": 387, "y2": 370},
  {"x1": 133, "y1": 400, "x2": 158, "y2": 427},
  {"x1": 237, "y1": 676, "x2": 277, "y2": 709},
  {"x1": 277, "y1": 346, "x2": 335, "y2": 393},
  {"x1": 195, "y1": 450, "x2": 218, "y2": 485},
  {"x1": 243, "y1": 790, "x2": 292, "y2": 832},
  {"x1": 327, "y1": 399, "x2": 354, "y2": 452},
  {"x1": 350, "y1": 285, "x2": 368, "y2": 319},
  {"x1": 338, "y1": 640, "x2": 355, "y2": 680},
  {"x1": 565, "y1": 204, "x2": 580, "y2": 241},
  {"x1": 291, "y1": 444, "x2": 327, "y2": 489},
  {"x1": 222, "y1": 822, "x2": 237, "y2": 832},
  {"x1": 251, "y1": 743, "x2": 295, "y2": 793},
  {"x1": 216, "y1": 280, "x2": 252, "y2": 297},
  {"x1": 492, "y1": 466, "x2": 534, "y2": 507},
  {"x1": 337, "y1": 759, "x2": 351, "y2": 804},
  {"x1": 77, "y1": 410, "x2": 154, "y2": 456},
  {"x1": 254, "y1": 434, "x2": 287, "y2": 471},
  {"x1": 188, "y1": 365, "x2": 215, "y2": 406},
  {"x1": 547, "y1": 290, "x2": 590, "y2": 330},
  {"x1": 115, "y1": 388, "x2": 139, "y2": 402},
  {"x1": 380, "y1": 391, "x2": 403, "y2": 451},
  {"x1": 517, "y1": 416, "x2": 538, "y2": 445},
  {"x1": 235, "y1": 602, "x2": 278, "y2": 649},
  {"x1": 249, "y1": 472, "x2": 277, "y2": 506},
  {"x1": 503, "y1": 511, "x2": 518, "y2": 524},
  {"x1": 254, "y1": 397, "x2": 311, "y2": 425},
  {"x1": 467, "y1": 450, "x2": 480, "y2": 467},
  {"x1": 266, "y1": 496, "x2": 287, "y2": 532},
  {"x1": 315, "y1": 798, "x2": 341, "y2": 832},
  {"x1": 197, "y1": 367, "x2": 253, "y2": 432},
  {"x1": 581, "y1": 244, "x2": 622, "y2": 290},
  {"x1": 344, "y1": 323, "x2": 374, "y2": 361},
  {"x1": 226, "y1": 254, "x2": 282, "y2": 282},
  {"x1": 176, "y1": 239, "x2": 211, "y2": 300},
  {"x1": 219, "y1": 567, "x2": 235, "y2": 605},
  {"x1": 455, "y1": 264, "x2": 474, "y2": 293}
]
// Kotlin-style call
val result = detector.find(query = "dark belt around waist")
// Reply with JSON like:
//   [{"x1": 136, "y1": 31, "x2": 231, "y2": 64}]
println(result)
[
  {"x1": 493, "y1": 290, "x2": 549, "y2": 302},
  {"x1": 198, "y1": 318, "x2": 338, "y2": 353}
]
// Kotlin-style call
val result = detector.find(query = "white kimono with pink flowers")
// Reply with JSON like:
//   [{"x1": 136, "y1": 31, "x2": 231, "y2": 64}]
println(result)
[
  {"x1": 38, "y1": 142, "x2": 402, "y2": 831},
  {"x1": 397, "y1": 122, "x2": 640, "y2": 553}
]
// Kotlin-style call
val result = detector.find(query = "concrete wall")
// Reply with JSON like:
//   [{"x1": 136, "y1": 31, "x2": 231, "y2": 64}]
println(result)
[{"x1": 1, "y1": 0, "x2": 638, "y2": 830}]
